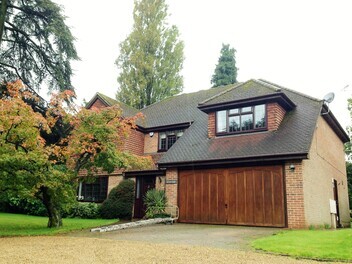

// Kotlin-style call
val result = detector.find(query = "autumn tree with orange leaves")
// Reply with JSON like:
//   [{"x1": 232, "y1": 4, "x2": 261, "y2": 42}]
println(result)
[{"x1": 0, "y1": 81, "x2": 152, "y2": 227}]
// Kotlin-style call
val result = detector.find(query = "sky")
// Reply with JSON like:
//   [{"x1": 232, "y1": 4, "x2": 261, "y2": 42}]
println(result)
[{"x1": 55, "y1": 0, "x2": 352, "y2": 128}]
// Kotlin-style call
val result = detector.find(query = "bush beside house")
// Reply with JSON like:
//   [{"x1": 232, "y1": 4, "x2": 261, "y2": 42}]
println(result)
[
  {"x1": 0, "y1": 196, "x2": 47, "y2": 216},
  {"x1": 100, "y1": 179, "x2": 135, "y2": 219},
  {"x1": 65, "y1": 202, "x2": 101, "y2": 219},
  {"x1": 144, "y1": 189, "x2": 169, "y2": 218}
]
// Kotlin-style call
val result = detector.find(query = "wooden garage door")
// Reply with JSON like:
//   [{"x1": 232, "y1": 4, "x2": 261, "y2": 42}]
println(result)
[{"x1": 178, "y1": 166, "x2": 285, "y2": 227}]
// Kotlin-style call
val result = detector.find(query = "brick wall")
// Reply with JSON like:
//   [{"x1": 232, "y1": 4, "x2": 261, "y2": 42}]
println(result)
[
  {"x1": 89, "y1": 98, "x2": 107, "y2": 110},
  {"x1": 302, "y1": 116, "x2": 350, "y2": 227},
  {"x1": 144, "y1": 132, "x2": 159, "y2": 153},
  {"x1": 208, "y1": 112, "x2": 216, "y2": 138},
  {"x1": 155, "y1": 176, "x2": 166, "y2": 191},
  {"x1": 267, "y1": 103, "x2": 286, "y2": 131},
  {"x1": 123, "y1": 129, "x2": 144, "y2": 156},
  {"x1": 285, "y1": 161, "x2": 306, "y2": 228},
  {"x1": 107, "y1": 175, "x2": 124, "y2": 194},
  {"x1": 165, "y1": 168, "x2": 178, "y2": 207}
]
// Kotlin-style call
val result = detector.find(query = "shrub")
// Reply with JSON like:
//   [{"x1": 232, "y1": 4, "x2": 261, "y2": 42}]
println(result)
[
  {"x1": 100, "y1": 179, "x2": 134, "y2": 219},
  {"x1": 66, "y1": 202, "x2": 101, "y2": 219},
  {"x1": 144, "y1": 189, "x2": 168, "y2": 219},
  {"x1": 6, "y1": 196, "x2": 47, "y2": 216}
]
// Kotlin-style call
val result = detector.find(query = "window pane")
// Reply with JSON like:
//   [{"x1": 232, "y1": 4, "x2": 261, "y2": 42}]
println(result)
[
  {"x1": 241, "y1": 114, "x2": 253, "y2": 131},
  {"x1": 241, "y1": 106, "x2": 252, "y2": 113},
  {"x1": 159, "y1": 132, "x2": 166, "y2": 150},
  {"x1": 80, "y1": 177, "x2": 108, "y2": 202},
  {"x1": 255, "y1": 104, "x2": 266, "y2": 128},
  {"x1": 216, "y1": 110, "x2": 227, "y2": 133},
  {"x1": 229, "y1": 116, "x2": 240, "y2": 132},
  {"x1": 229, "y1": 108, "x2": 239, "y2": 115},
  {"x1": 160, "y1": 138, "x2": 166, "y2": 150},
  {"x1": 167, "y1": 135, "x2": 177, "y2": 149}
]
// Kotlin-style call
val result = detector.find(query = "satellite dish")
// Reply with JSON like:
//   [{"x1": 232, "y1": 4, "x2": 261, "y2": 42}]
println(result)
[{"x1": 323, "y1": 92, "x2": 335, "y2": 104}]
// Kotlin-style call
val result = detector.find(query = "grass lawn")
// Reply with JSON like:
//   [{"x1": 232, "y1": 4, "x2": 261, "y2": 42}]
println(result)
[
  {"x1": 252, "y1": 228, "x2": 352, "y2": 261},
  {"x1": 0, "y1": 212, "x2": 117, "y2": 237}
]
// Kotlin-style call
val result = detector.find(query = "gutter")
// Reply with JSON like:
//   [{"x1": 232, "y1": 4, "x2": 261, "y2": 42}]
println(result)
[{"x1": 158, "y1": 153, "x2": 308, "y2": 169}]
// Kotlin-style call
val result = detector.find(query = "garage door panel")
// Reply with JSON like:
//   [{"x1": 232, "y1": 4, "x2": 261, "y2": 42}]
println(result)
[
  {"x1": 216, "y1": 171, "x2": 226, "y2": 223},
  {"x1": 194, "y1": 172, "x2": 202, "y2": 221},
  {"x1": 227, "y1": 171, "x2": 237, "y2": 223},
  {"x1": 179, "y1": 166, "x2": 285, "y2": 227},
  {"x1": 236, "y1": 171, "x2": 246, "y2": 224},
  {"x1": 245, "y1": 170, "x2": 255, "y2": 224},
  {"x1": 201, "y1": 171, "x2": 210, "y2": 222},
  {"x1": 263, "y1": 171, "x2": 273, "y2": 225},
  {"x1": 209, "y1": 173, "x2": 218, "y2": 222},
  {"x1": 253, "y1": 170, "x2": 264, "y2": 225},
  {"x1": 186, "y1": 173, "x2": 195, "y2": 221}
]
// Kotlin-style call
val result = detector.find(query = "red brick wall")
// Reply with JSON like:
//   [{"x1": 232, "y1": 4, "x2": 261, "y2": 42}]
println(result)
[
  {"x1": 208, "y1": 112, "x2": 216, "y2": 138},
  {"x1": 107, "y1": 175, "x2": 124, "y2": 194},
  {"x1": 285, "y1": 161, "x2": 306, "y2": 228},
  {"x1": 89, "y1": 98, "x2": 107, "y2": 110},
  {"x1": 144, "y1": 132, "x2": 159, "y2": 153},
  {"x1": 123, "y1": 129, "x2": 144, "y2": 156},
  {"x1": 267, "y1": 103, "x2": 286, "y2": 131},
  {"x1": 165, "y1": 168, "x2": 178, "y2": 207}
]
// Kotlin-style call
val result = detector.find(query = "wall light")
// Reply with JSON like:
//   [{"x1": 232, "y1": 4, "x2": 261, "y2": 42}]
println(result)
[
  {"x1": 149, "y1": 132, "x2": 154, "y2": 137},
  {"x1": 289, "y1": 164, "x2": 295, "y2": 172}
]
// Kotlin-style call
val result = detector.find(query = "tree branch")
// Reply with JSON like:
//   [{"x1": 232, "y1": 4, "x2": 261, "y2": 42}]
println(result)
[
  {"x1": 7, "y1": 4, "x2": 49, "y2": 22},
  {"x1": 0, "y1": 0, "x2": 8, "y2": 47},
  {"x1": 4, "y1": 21, "x2": 62, "y2": 87},
  {"x1": 4, "y1": 123, "x2": 29, "y2": 154}
]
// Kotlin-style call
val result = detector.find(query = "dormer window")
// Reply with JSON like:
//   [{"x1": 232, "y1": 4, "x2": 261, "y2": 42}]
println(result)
[
  {"x1": 216, "y1": 104, "x2": 266, "y2": 135},
  {"x1": 159, "y1": 130, "x2": 184, "y2": 151}
]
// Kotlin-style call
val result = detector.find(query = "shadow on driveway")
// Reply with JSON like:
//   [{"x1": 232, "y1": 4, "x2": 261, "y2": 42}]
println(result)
[{"x1": 67, "y1": 223, "x2": 281, "y2": 250}]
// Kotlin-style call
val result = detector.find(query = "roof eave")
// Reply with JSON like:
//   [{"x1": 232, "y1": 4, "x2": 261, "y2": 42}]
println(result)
[
  {"x1": 158, "y1": 153, "x2": 308, "y2": 169},
  {"x1": 137, "y1": 121, "x2": 193, "y2": 133},
  {"x1": 321, "y1": 104, "x2": 349, "y2": 143},
  {"x1": 123, "y1": 169, "x2": 166, "y2": 178},
  {"x1": 198, "y1": 92, "x2": 296, "y2": 114}
]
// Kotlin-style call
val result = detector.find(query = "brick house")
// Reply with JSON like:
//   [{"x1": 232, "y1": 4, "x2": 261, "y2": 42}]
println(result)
[{"x1": 80, "y1": 79, "x2": 350, "y2": 228}]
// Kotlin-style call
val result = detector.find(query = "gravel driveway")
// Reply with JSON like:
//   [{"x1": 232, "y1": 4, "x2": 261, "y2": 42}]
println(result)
[
  {"x1": 0, "y1": 236, "x2": 336, "y2": 264},
  {"x1": 68, "y1": 223, "x2": 280, "y2": 250},
  {"x1": 1, "y1": 224, "x2": 343, "y2": 263}
]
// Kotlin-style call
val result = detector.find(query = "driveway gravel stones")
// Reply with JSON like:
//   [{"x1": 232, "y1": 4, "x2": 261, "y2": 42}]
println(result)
[{"x1": 0, "y1": 236, "x2": 339, "y2": 264}]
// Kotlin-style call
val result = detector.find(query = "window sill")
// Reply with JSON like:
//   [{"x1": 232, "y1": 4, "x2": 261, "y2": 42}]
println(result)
[{"x1": 215, "y1": 128, "x2": 268, "y2": 137}]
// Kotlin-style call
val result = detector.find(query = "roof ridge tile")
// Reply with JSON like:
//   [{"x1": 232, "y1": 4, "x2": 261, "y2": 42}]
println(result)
[
  {"x1": 257, "y1": 79, "x2": 321, "y2": 102},
  {"x1": 198, "y1": 82, "x2": 243, "y2": 105}
]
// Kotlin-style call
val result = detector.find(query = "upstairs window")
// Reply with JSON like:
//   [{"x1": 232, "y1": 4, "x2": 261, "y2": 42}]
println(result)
[
  {"x1": 216, "y1": 104, "x2": 266, "y2": 135},
  {"x1": 159, "y1": 130, "x2": 184, "y2": 151}
]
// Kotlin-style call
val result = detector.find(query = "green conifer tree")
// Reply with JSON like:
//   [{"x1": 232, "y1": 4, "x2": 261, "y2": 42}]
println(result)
[{"x1": 211, "y1": 44, "x2": 238, "y2": 87}]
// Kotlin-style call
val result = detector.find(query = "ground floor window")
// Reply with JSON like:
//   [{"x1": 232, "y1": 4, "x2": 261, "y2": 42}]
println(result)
[{"x1": 77, "y1": 177, "x2": 108, "y2": 202}]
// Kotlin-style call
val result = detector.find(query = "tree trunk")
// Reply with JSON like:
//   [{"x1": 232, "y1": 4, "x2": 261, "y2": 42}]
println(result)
[
  {"x1": 41, "y1": 186, "x2": 63, "y2": 228},
  {"x1": 0, "y1": 0, "x2": 8, "y2": 47}
]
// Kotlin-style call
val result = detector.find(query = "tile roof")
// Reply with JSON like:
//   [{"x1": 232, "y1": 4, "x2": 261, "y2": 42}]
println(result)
[
  {"x1": 88, "y1": 80, "x2": 348, "y2": 165},
  {"x1": 86, "y1": 93, "x2": 139, "y2": 117},
  {"x1": 158, "y1": 79, "x2": 324, "y2": 165},
  {"x1": 140, "y1": 85, "x2": 233, "y2": 128}
]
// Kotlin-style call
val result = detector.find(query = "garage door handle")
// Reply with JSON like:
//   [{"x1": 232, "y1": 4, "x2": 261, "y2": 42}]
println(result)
[{"x1": 225, "y1": 204, "x2": 228, "y2": 208}]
